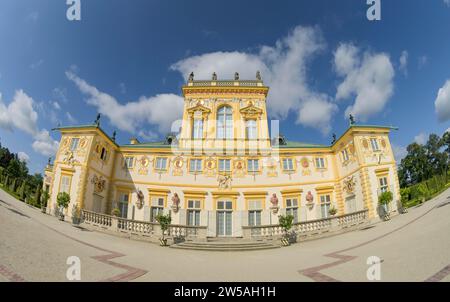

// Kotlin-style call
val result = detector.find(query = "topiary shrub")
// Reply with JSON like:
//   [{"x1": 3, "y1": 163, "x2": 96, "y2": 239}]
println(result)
[
  {"x1": 56, "y1": 192, "x2": 70, "y2": 221},
  {"x1": 155, "y1": 213, "x2": 172, "y2": 246},
  {"x1": 278, "y1": 214, "x2": 294, "y2": 246}
]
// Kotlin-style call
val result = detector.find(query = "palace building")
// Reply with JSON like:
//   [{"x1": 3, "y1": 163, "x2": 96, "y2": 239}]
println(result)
[{"x1": 43, "y1": 73, "x2": 400, "y2": 238}]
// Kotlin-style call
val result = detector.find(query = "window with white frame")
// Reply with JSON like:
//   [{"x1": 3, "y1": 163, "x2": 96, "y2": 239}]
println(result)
[
  {"x1": 216, "y1": 106, "x2": 233, "y2": 139},
  {"x1": 248, "y1": 200, "x2": 262, "y2": 226},
  {"x1": 379, "y1": 176, "x2": 388, "y2": 193},
  {"x1": 246, "y1": 120, "x2": 257, "y2": 140},
  {"x1": 219, "y1": 159, "x2": 231, "y2": 173},
  {"x1": 60, "y1": 175, "x2": 71, "y2": 194},
  {"x1": 341, "y1": 149, "x2": 349, "y2": 162},
  {"x1": 189, "y1": 159, "x2": 202, "y2": 173},
  {"x1": 315, "y1": 157, "x2": 325, "y2": 169},
  {"x1": 124, "y1": 156, "x2": 134, "y2": 169},
  {"x1": 370, "y1": 138, "x2": 380, "y2": 151},
  {"x1": 247, "y1": 159, "x2": 259, "y2": 173},
  {"x1": 70, "y1": 138, "x2": 80, "y2": 151},
  {"x1": 187, "y1": 200, "x2": 201, "y2": 226},
  {"x1": 286, "y1": 198, "x2": 299, "y2": 223},
  {"x1": 320, "y1": 195, "x2": 332, "y2": 219},
  {"x1": 192, "y1": 119, "x2": 203, "y2": 139},
  {"x1": 155, "y1": 157, "x2": 167, "y2": 170},
  {"x1": 150, "y1": 197, "x2": 165, "y2": 222},
  {"x1": 282, "y1": 158, "x2": 294, "y2": 171},
  {"x1": 118, "y1": 192, "x2": 129, "y2": 218}
]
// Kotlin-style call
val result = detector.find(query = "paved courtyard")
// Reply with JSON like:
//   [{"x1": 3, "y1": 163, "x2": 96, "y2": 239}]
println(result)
[{"x1": 1, "y1": 188, "x2": 450, "y2": 282}]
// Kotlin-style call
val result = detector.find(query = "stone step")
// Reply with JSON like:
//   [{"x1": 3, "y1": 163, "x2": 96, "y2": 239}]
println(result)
[{"x1": 170, "y1": 241, "x2": 280, "y2": 251}]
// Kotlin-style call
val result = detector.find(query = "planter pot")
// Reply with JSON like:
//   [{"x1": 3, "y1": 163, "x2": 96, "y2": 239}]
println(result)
[
  {"x1": 281, "y1": 237, "x2": 290, "y2": 247},
  {"x1": 59, "y1": 214, "x2": 65, "y2": 221},
  {"x1": 159, "y1": 238, "x2": 168, "y2": 246}
]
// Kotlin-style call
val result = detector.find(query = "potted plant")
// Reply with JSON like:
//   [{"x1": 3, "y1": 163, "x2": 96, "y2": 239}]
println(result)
[
  {"x1": 40, "y1": 190, "x2": 50, "y2": 213},
  {"x1": 155, "y1": 213, "x2": 172, "y2": 246},
  {"x1": 278, "y1": 214, "x2": 294, "y2": 246},
  {"x1": 71, "y1": 204, "x2": 81, "y2": 225},
  {"x1": 378, "y1": 191, "x2": 393, "y2": 221},
  {"x1": 111, "y1": 208, "x2": 121, "y2": 217},
  {"x1": 56, "y1": 192, "x2": 70, "y2": 221},
  {"x1": 328, "y1": 206, "x2": 337, "y2": 216}
]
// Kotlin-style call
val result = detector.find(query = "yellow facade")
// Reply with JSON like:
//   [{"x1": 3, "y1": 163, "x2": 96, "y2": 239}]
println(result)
[{"x1": 44, "y1": 77, "x2": 400, "y2": 237}]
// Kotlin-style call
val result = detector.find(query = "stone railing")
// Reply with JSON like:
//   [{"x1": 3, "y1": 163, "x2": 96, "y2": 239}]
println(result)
[
  {"x1": 80, "y1": 210, "x2": 206, "y2": 242},
  {"x1": 243, "y1": 209, "x2": 369, "y2": 240}
]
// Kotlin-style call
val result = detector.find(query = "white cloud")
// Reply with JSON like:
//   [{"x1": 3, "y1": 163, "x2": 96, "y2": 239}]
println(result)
[
  {"x1": 32, "y1": 130, "x2": 59, "y2": 157},
  {"x1": 0, "y1": 90, "x2": 59, "y2": 156},
  {"x1": 30, "y1": 59, "x2": 44, "y2": 70},
  {"x1": 17, "y1": 152, "x2": 30, "y2": 163},
  {"x1": 66, "y1": 71, "x2": 184, "y2": 136},
  {"x1": 52, "y1": 101, "x2": 61, "y2": 110},
  {"x1": 170, "y1": 26, "x2": 337, "y2": 134},
  {"x1": 414, "y1": 132, "x2": 427, "y2": 145},
  {"x1": 399, "y1": 50, "x2": 408, "y2": 76},
  {"x1": 334, "y1": 43, "x2": 395, "y2": 122},
  {"x1": 435, "y1": 80, "x2": 450, "y2": 122},
  {"x1": 66, "y1": 112, "x2": 77, "y2": 124},
  {"x1": 391, "y1": 143, "x2": 407, "y2": 163}
]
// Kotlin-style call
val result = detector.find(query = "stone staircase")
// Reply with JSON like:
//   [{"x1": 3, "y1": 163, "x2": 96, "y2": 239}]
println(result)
[{"x1": 170, "y1": 238, "x2": 280, "y2": 251}]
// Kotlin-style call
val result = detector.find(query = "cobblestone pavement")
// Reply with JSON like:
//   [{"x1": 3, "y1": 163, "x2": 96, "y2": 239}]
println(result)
[{"x1": 1, "y1": 188, "x2": 450, "y2": 282}]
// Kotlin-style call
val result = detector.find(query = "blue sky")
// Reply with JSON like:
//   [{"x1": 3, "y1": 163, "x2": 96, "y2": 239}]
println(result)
[{"x1": 1, "y1": 0, "x2": 450, "y2": 174}]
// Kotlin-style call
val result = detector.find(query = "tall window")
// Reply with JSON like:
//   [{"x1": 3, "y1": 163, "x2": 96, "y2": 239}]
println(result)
[
  {"x1": 189, "y1": 159, "x2": 202, "y2": 173},
  {"x1": 370, "y1": 138, "x2": 380, "y2": 151},
  {"x1": 315, "y1": 157, "x2": 325, "y2": 169},
  {"x1": 247, "y1": 159, "x2": 259, "y2": 173},
  {"x1": 217, "y1": 106, "x2": 233, "y2": 139},
  {"x1": 246, "y1": 120, "x2": 257, "y2": 140},
  {"x1": 118, "y1": 193, "x2": 129, "y2": 218},
  {"x1": 379, "y1": 177, "x2": 388, "y2": 193},
  {"x1": 155, "y1": 157, "x2": 167, "y2": 170},
  {"x1": 320, "y1": 195, "x2": 332, "y2": 219},
  {"x1": 151, "y1": 197, "x2": 165, "y2": 222},
  {"x1": 70, "y1": 138, "x2": 79, "y2": 151},
  {"x1": 341, "y1": 149, "x2": 349, "y2": 162},
  {"x1": 219, "y1": 159, "x2": 231, "y2": 172},
  {"x1": 100, "y1": 147, "x2": 107, "y2": 161},
  {"x1": 192, "y1": 119, "x2": 203, "y2": 139},
  {"x1": 124, "y1": 156, "x2": 134, "y2": 169},
  {"x1": 282, "y1": 158, "x2": 294, "y2": 171},
  {"x1": 187, "y1": 200, "x2": 201, "y2": 226},
  {"x1": 60, "y1": 175, "x2": 71, "y2": 193},
  {"x1": 248, "y1": 200, "x2": 262, "y2": 226},
  {"x1": 286, "y1": 198, "x2": 299, "y2": 223}
]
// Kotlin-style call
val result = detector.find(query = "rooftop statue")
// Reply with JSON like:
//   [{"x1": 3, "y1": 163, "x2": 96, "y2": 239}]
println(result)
[
  {"x1": 188, "y1": 72, "x2": 194, "y2": 82},
  {"x1": 212, "y1": 72, "x2": 217, "y2": 81},
  {"x1": 234, "y1": 72, "x2": 239, "y2": 80},
  {"x1": 256, "y1": 71, "x2": 262, "y2": 81}
]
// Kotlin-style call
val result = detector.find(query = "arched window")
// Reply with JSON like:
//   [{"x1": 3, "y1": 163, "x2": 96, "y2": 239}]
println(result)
[{"x1": 216, "y1": 106, "x2": 233, "y2": 139}]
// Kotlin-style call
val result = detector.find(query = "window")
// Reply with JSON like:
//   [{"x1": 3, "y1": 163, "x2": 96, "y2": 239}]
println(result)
[
  {"x1": 217, "y1": 201, "x2": 233, "y2": 210},
  {"x1": 192, "y1": 119, "x2": 203, "y2": 139},
  {"x1": 286, "y1": 198, "x2": 299, "y2": 223},
  {"x1": 217, "y1": 106, "x2": 233, "y2": 139},
  {"x1": 247, "y1": 159, "x2": 259, "y2": 173},
  {"x1": 124, "y1": 156, "x2": 134, "y2": 169},
  {"x1": 151, "y1": 197, "x2": 165, "y2": 222},
  {"x1": 341, "y1": 149, "x2": 349, "y2": 162},
  {"x1": 100, "y1": 147, "x2": 107, "y2": 161},
  {"x1": 320, "y1": 195, "x2": 332, "y2": 219},
  {"x1": 315, "y1": 157, "x2": 325, "y2": 169},
  {"x1": 246, "y1": 120, "x2": 257, "y2": 140},
  {"x1": 379, "y1": 177, "x2": 388, "y2": 193},
  {"x1": 189, "y1": 159, "x2": 202, "y2": 173},
  {"x1": 60, "y1": 175, "x2": 71, "y2": 194},
  {"x1": 219, "y1": 159, "x2": 231, "y2": 173},
  {"x1": 282, "y1": 158, "x2": 294, "y2": 171},
  {"x1": 118, "y1": 193, "x2": 129, "y2": 218},
  {"x1": 248, "y1": 200, "x2": 262, "y2": 226},
  {"x1": 70, "y1": 138, "x2": 79, "y2": 151},
  {"x1": 370, "y1": 138, "x2": 380, "y2": 151},
  {"x1": 187, "y1": 200, "x2": 201, "y2": 226},
  {"x1": 155, "y1": 157, "x2": 167, "y2": 170}
]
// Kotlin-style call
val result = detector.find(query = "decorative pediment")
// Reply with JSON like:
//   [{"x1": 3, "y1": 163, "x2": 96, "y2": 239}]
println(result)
[
  {"x1": 187, "y1": 101, "x2": 211, "y2": 119},
  {"x1": 240, "y1": 102, "x2": 263, "y2": 119}
]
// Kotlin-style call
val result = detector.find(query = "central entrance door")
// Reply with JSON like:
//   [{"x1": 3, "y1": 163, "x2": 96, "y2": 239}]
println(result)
[{"x1": 217, "y1": 201, "x2": 233, "y2": 236}]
